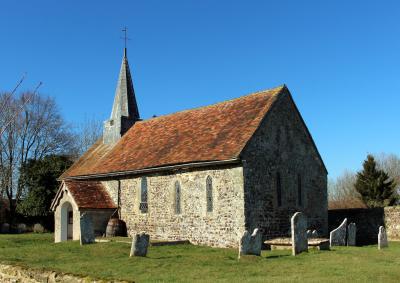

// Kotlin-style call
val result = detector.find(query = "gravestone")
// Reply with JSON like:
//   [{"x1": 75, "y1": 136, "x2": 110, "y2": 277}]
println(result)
[
  {"x1": 130, "y1": 232, "x2": 150, "y2": 257},
  {"x1": 17, "y1": 223, "x2": 27, "y2": 234},
  {"x1": 347, "y1": 223, "x2": 356, "y2": 246},
  {"x1": 238, "y1": 228, "x2": 262, "y2": 258},
  {"x1": 33, "y1": 223, "x2": 45, "y2": 233},
  {"x1": 291, "y1": 212, "x2": 308, "y2": 256},
  {"x1": 1, "y1": 223, "x2": 10, "y2": 233},
  {"x1": 307, "y1": 230, "x2": 312, "y2": 238},
  {"x1": 311, "y1": 230, "x2": 319, "y2": 238},
  {"x1": 330, "y1": 218, "x2": 347, "y2": 246},
  {"x1": 378, "y1": 226, "x2": 388, "y2": 249},
  {"x1": 80, "y1": 213, "x2": 95, "y2": 245}
]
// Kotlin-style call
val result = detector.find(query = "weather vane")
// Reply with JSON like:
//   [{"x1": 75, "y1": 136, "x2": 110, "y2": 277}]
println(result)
[{"x1": 121, "y1": 27, "x2": 130, "y2": 49}]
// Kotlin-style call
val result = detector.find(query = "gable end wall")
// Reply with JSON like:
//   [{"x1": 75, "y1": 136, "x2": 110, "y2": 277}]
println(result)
[{"x1": 241, "y1": 91, "x2": 328, "y2": 239}]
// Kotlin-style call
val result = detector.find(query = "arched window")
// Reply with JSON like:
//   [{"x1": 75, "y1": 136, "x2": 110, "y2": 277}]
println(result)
[
  {"x1": 276, "y1": 172, "x2": 282, "y2": 207},
  {"x1": 140, "y1": 177, "x2": 148, "y2": 213},
  {"x1": 297, "y1": 174, "x2": 302, "y2": 206},
  {"x1": 175, "y1": 181, "x2": 181, "y2": 214},
  {"x1": 206, "y1": 176, "x2": 213, "y2": 212}
]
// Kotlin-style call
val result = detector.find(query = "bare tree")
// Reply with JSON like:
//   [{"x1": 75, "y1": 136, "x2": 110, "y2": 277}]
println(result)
[
  {"x1": 328, "y1": 170, "x2": 366, "y2": 209},
  {"x1": 72, "y1": 115, "x2": 103, "y2": 158},
  {"x1": 0, "y1": 91, "x2": 75, "y2": 223},
  {"x1": 374, "y1": 153, "x2": 400, "y2": 193}
]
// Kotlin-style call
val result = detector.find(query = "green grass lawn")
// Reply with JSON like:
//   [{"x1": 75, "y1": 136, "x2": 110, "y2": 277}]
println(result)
[{"x1": 0, "y1": 234, "x2": 400, "y2": 282}]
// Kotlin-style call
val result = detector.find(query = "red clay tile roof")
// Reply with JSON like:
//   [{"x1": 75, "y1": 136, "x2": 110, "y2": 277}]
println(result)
[
  {"x1": 62, "y1": 85, "x2": 285, "y2": 178},
  {"x1": 65, "y1": 181, "x2": 116, "y2": 209}
]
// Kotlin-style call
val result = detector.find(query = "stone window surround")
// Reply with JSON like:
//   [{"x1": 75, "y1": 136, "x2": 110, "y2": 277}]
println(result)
[
  {"x1": 139, "y1": 177, "x2": 148, "y2": 213},
  {"x1": 297, "y1": 173, "x2": 302, "y2": 207},
  {"x1": 274, "y1": 169, "x2": 307, "y2": 210},
  {"x1": 206, "y1": 176, "x2": 213, "y2": 213},
  {"x1": 276, "y1": 172, "x2": 282, "y2": 208},
  {"x1": 174, "y1": 180, "x2": 182, "y2": 214}
]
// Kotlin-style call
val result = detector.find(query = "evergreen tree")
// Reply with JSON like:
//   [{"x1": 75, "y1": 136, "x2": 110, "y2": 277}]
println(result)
[
  {"x1": 17, "y1": 155, "x2": 72, "y2": 217},
  {"x1": 355, "y1": 154, "x2": 398, "y2": 207}
]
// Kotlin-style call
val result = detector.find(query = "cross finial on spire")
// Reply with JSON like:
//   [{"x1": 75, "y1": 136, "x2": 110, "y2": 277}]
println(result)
[{"x1": 121, "y1": 27, "x2": 130, "y2": 56}]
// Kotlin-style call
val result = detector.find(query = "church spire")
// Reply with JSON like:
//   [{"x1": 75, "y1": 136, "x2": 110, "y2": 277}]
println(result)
[{"x1": 103, "y1": 47, "x2": 140, "y2": 144}]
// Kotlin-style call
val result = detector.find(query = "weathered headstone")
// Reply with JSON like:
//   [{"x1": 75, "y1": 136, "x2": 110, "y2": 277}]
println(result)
[
  {"x1": 307, "y1": 230, "x2": 312, "y2": 238},
  {"x1": 347, "y1": 223, "x2": 356, "y2": 246},
  {"x1": 311, "y1": 230, "x2": 319, "y2": 238},
  {"x1": 80, "y1": 213, "x2": 95, "y2": 245},
  {"x1": 1, "y1": 223, "x2": 10, "y2": 233},
  {"x1": 17, "y1": 223, "x2": 27, "y2": 234},
  {"x1": 130, "y1": 232, "x2": 150, "y2": 257},
  {"x1": 378, "y1": 226, "x2": 388, "y2": 249},
  {"x1": 330, "y1": 218, "x2": 347, "y2": 246},
  {"x1": 291, "y1": 212, "x2": 308, "y2": 256},
  {"x1": 238, "y1": 228, "x2": 262, "y2": 258},
  {"x1": 33, "y1": 223, "x2": 45, "y2": 233}
]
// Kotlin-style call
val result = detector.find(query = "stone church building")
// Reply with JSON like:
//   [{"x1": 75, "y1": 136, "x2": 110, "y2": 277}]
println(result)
[{"x1": 51, "y1": 48, "x2": 328, "y2": 247}]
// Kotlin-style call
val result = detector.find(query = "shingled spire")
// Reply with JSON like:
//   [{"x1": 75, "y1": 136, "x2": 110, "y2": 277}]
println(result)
[{"x1": 103, "y1": 48, "x2": 140, "y2": 144}]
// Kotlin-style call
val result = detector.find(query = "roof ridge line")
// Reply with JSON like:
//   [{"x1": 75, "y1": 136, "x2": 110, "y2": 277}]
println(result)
[{"x1": 138, "y1": 84, "x2": 286, "y2": 123}]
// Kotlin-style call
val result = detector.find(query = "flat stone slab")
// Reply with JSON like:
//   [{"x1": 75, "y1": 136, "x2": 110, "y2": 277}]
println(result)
[
  {"x1": 150, "y1": 240, "x2": 190, "y2": 246},
  {"x1": 265, "y1": 237, "x2": 330, "y2": 251}
]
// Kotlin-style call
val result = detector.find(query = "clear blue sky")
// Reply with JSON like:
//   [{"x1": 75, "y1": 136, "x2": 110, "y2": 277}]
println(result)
[{"x1": 1, "y1": 1, "x2": 399, "y2": 178}]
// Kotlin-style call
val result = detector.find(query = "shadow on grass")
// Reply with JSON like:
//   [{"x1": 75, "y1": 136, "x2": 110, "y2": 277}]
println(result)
[{"x1": 266, "y1": 254, "x2": 291, "y2": 259}]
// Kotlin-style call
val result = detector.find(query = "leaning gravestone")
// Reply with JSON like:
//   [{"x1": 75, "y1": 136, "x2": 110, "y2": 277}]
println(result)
[
  {"x1": 130, "y1": 232, "x2": 150, "y2": 257},
  {"x1": 378, "y1": 226, "x2": 388, "y2": 249},
  {"x1": 291, "y1": 212, "x2": 308, "y2": 256},
  {"x1": 238, "y1": 228, "x2": 262, "y2": 258},
  {"x1": 347, "y1": 223, "x2": 356, "y2": 246},
  {"x1": 80, "y1": 213, "x2": 95, "y2": 245},
  {"x1": 311, "y1": 230, "x2": 319, "y2": 238},
  {"x1": 330, "y1": 218, "x2": 347, "y2": 246}
]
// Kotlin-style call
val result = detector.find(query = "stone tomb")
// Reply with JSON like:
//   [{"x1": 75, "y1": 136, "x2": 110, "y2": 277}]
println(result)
[
  {"x1": 330, "y1": 218, "x2": 347, "y2": 246},
  {"x1": 291, "y1": 212, "x2": 308, "y2": 256},
  {"x1": 130, "y1": 232, "x2": 150, "y2": 257},
  {"x1": 80, "y1": 213, "x2": 95, "y2": 245},
  {"x1": 378, "y1": 226, "x2": 388, "y2": 249},
  {"x1": 311, "y1": 230, "x2": 319, "y2": 238},
  {"x1": 347, "y1": 222, "x2": 356, "y2": 246},
  {"x1": 238, "y1": 228, "x2": 262, "y2": 258}
]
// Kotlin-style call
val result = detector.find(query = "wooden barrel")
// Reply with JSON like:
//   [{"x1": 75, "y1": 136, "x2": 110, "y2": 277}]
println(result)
[{"x1": 106, "y1": 218, "x2": 127, "y2": 237}]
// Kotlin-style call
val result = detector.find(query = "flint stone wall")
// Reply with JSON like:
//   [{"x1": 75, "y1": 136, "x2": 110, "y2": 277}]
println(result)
[
  {"x1": 241, "y1": 91, "x2": 328, "y2": 240},
  {"x1": 0, "y1": 264, "x2": 130, "y2": 283},
  {"x1": 103, "y1": 166, "x2": 246, "y2": 248},
  {"x1": 329, "y1": 206, "x2": 400, "y2": 245}
]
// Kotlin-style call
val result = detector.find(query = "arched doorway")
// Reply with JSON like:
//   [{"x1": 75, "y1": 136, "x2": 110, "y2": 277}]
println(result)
[{"x1": 60, "y1": 202, "x2": 73, "y2": 241}]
